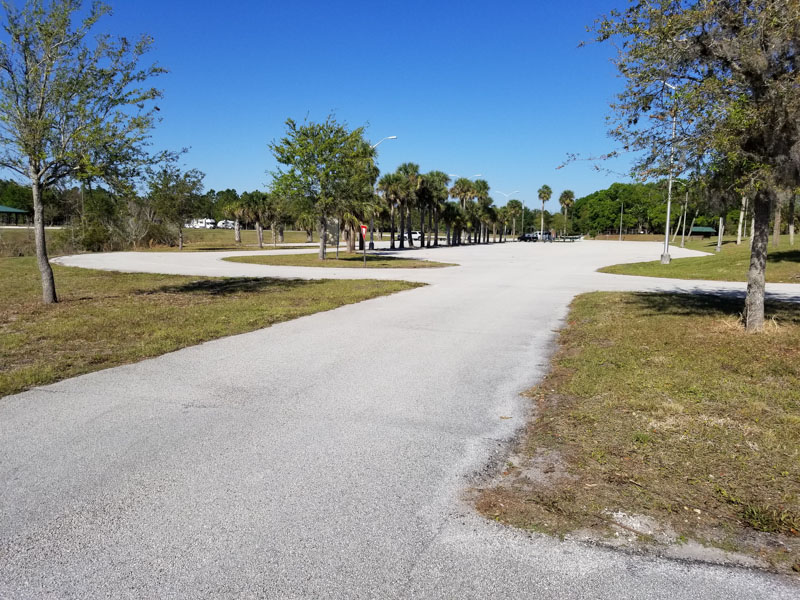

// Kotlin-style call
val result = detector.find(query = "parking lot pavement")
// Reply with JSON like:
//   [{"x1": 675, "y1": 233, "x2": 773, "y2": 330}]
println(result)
[{"x1": 3, "y1": 242, "x2": 797, "y2": 598}]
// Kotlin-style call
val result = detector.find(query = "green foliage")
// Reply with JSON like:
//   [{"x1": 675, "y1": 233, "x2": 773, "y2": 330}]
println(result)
[
  {"x1": 147, "y1": 163, "x2": 205, "y2": 236},
  {"x1": 269, "y1": 116, "x2": 376, "y2": 222}
]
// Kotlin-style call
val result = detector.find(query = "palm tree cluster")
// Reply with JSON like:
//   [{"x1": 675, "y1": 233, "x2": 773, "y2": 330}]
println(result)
[{"x1": 377, "y1": 169, "x2": 510, "y2": 250}]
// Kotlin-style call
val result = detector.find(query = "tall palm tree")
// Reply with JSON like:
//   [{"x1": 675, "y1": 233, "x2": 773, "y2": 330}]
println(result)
[
  {"x1": 559, "y1": 189, "x2": 575, "y2": 235},
  {"x1": 450, "y1": 178, "x2": 474, "y2": 243},
  {"x1": 473, "y1": 179, "x2": 490, "y2": 243},
  {"x1": 377, "y1": 173, "x2": 404, "y2": 250},
  {"x1": 538, "y1": 184, "x2": 552, "y2": 237},
  {"x1": 422, "y1": 171, "x2": 450, "y2": 247},
  {"x1": 506, "y1": 199, "x2": 523, "y2": 236},
  {"x1": 396, "y1": 163, "x2": 420, "y2": 248}
]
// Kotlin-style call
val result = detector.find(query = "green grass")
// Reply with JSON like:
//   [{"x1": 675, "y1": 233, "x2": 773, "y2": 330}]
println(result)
[
  {"x1": 224, "y1": 252, "x2": 455, "y2": 269},
  {"x1": 0, "y1": 227, "x2": 394, "y2": 256},
  {"x1": 477, "y1": 292, "x2": 800, "y2": 573},
  {"x1": 600, "y1": 235, "x2": 800, "y2": 283},
  {"x1": 0, "y1": 257, "x2": 421, "y2": 398}
]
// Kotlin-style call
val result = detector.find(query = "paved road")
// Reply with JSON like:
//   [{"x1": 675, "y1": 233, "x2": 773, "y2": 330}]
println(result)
[{"x1": 3, "y1": 242, "x2": 798, "y2": 598}]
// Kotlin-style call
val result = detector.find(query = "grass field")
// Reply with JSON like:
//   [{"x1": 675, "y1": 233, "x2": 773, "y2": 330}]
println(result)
[
  {"x1": 225, "y1": 252, "x2": 455, "y2": 269},
  {"x1": 0, "y1": 227, "x2": 403, "y2": 256},
  {"x1": 477, "y1": 292, "x2": 800, "y2": 573},
  {"x1": 600, "y1": 235, "x2": 800, "y2": 283},
  {"x1": 0, "y1": 257, "x2": 421, "y2": 398}
]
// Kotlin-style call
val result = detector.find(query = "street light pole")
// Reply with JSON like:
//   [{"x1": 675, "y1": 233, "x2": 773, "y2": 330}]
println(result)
[
  {"x1": 496, "y1": 190, "x2": 519, "y2": 239},
  {"x1": 369, "y1": 136, "x2": 397, "y2": 249}
]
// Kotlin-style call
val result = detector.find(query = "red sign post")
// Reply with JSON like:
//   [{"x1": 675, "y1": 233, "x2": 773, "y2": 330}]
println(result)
[{"x1": 361, "y1": 224, "x2": 368, "y2": 267}]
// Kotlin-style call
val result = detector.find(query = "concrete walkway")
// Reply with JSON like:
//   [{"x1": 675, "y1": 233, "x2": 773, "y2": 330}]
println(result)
[{"x1": 2, "y1": 241, "x2": 797, "y2": 598}]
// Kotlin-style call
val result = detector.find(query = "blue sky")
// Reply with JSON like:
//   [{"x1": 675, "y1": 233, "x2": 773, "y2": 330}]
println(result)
[{"x1": 109, "y1": 0, "x2": 630, "y2": 212}]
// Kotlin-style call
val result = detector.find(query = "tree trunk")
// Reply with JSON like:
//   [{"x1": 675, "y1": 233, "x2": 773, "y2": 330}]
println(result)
[
  {"x1": 318, "y1": 217, "x2": 327, "y2": 259},
  {"x1": 685, "y1": 210, "x2": 697, "y2": 244},
  {"x1": 446, "y1": 224, "x2": 451, "y2": 246},
  {"x1": 234, "y1": 218, "x2": 241, "y2": 244},
  {"x1": 306, "y1": 227, "x2": 313, "y2": 243},
  {"x1": 272, "y1": 222, "x2": 277, "y2": 247},
  {"x1": 419, "y1": 206, "x2": 425, "y2": 248},
  {"x1": 736, "y1": 196, "x2": 746, "y2": 245},
  {"x1": 399, "y1": 203, "x2": 405, "y2": 249},
  {"x1": 715, "y1": 217, "x2": 724, "y2": 252},
  {"x1": 789, "y1": 193, "x2": 796, "y2": 246},
  {"x1": 347, "y1": 224, "x2": 356, "y2": 253},
  {"x1": 178, "y1": 226, "x2": 184, "y2": 250},
  {"x1": 512, "y1": 217, "x2": 516, "y2": 237},
  {"x1": 406, "y1": 205, "x2": 414, "y2": 248},
  {"x1": 672, "y1": 203, "x2": 683, "y2": 243},
  {"x1": 256, "y1": 221, "x2": 263, "y2": 248},
  {"x1": 390, "y1": 204, "x2": 396, "y2": 250},
  {"x1": 30, "y1": 178, "x2": 57, "y2": 304},
  {"x1": 744, "y1": 192, "x2": 771, "y2": 331},
  {"x1": 434, "y1": 211, "x2": 440, "y2": 247},
  {"x1": 772, "y1": 189, "x2": 784, "y2": 248},
  {"x1": 278, "y1": 224, "x2": 284, "y2": 243}
]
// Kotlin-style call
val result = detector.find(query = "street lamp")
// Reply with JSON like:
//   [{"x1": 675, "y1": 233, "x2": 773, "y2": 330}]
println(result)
[
  {"x1": 369, "y1": 135, "x2": 397, "y2": 249},
  {"x1": 371, "y1": 135, "x2": 396, "y2": 150},
  {"x1": 448, "y1": 173, "x2": 482, "y2": 180},
  {"x1": 496, "y1": 191, "x2": 519, "y2": 239},
  {"x1": 660, "y1": 81, "x2": 678, "y2": 264}
]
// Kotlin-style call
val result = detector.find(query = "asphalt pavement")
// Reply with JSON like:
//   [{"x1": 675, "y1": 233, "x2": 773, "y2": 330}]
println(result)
[{"x1": 2, "y1": 241, "x2": 798, "y2": 598}]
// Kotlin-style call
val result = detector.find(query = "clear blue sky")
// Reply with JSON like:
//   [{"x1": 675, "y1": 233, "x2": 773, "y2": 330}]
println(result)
[{"x1": 109, "y1": 0, "x2": 630, "y2": 212}]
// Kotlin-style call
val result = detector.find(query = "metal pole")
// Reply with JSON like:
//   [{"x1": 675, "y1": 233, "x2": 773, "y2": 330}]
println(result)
[{"x1": 661, "y1": 109, "x2": 677, "y2": 264}]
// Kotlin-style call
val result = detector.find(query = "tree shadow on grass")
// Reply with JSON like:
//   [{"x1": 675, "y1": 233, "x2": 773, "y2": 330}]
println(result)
[
  {"x1": 143, "y1": 277, "x2": 318, "y2": 297},
  {"x1": 625, "y1": 291, "x2": 800, "y2": 324},
  {"x1": 768, "y1": 249, "x2": 800, "y2": 264}
]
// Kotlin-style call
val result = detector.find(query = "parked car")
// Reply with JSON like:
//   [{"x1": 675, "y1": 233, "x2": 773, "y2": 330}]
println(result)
[
  {"x1": 396, "y1": 231, "x2": 422, "y2": 242},
  {"x1": 517, "y1": 232, "x2": 538, "y2": 242},
  {"x1": 216, "y1": 219, "x2": 235, "y2": 229}
]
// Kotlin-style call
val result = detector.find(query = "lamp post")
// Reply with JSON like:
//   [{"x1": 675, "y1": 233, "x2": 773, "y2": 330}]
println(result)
[
  {"x1": 369, "y1": 136, "x2": 397, "y2": 249},
  {"x1": 448, "y1": 173, "x2": 482, "y2": 180},
  {"x1": 496, "y1": 190, "x2": 519, "y2": 239},
  {"x1": 661, "y1": 81, "x2": 678, "y2": 265}
]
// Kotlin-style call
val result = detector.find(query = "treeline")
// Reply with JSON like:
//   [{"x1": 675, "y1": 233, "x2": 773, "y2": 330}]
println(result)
[{"x1": 572, "y1": 181, "x2": 799, "y2": 241}]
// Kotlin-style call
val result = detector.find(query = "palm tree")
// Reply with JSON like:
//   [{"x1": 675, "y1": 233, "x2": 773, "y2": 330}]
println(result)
[
  {"x1": 538, "y1": 184, "x2": 552, "y2": 237},
  {"x1": 241, "y1": 191, "x2": 269, "y2": 248},
  {"x1": 423, "y1": 171, "x2": 450, "y2": 247},
  {"x1": 473, "y1": 179, "x2": 490, "y2": 243},
  {"x1": 222, "y1": 195, "x2": 247, "y2": 244},
  {"x1": 559, "y1": 190, "x2": 575, "y2": 235},
  {"x1": 378, "y1": 173, "x2": 404, "y2": 250},
  {"x1": 396, "y1": 163, "x2": 420, "y2": 248},
  {"x1": 506, "y1": 199, "x2": 523, "y2": 237},
  {"x1": 450, "y1": 178, "x2": 475, "y2": 243}
]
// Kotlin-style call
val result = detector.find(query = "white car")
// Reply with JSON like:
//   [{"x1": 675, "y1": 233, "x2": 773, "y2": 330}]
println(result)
[
  {"x1": 396, "y1": 231, "x2": 422, "y2": 242},
  {"x1": 217, "y1": 219, "x2": 234, "y2": 229}
]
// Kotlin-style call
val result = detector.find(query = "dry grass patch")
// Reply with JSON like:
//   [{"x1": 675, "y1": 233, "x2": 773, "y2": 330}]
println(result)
[
  {"x1": 477, "y1": 292, "x2": 800, "y2": 573},
  {"x1": 0, "y1": 257, "x2": 421, "y2": 398}
]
